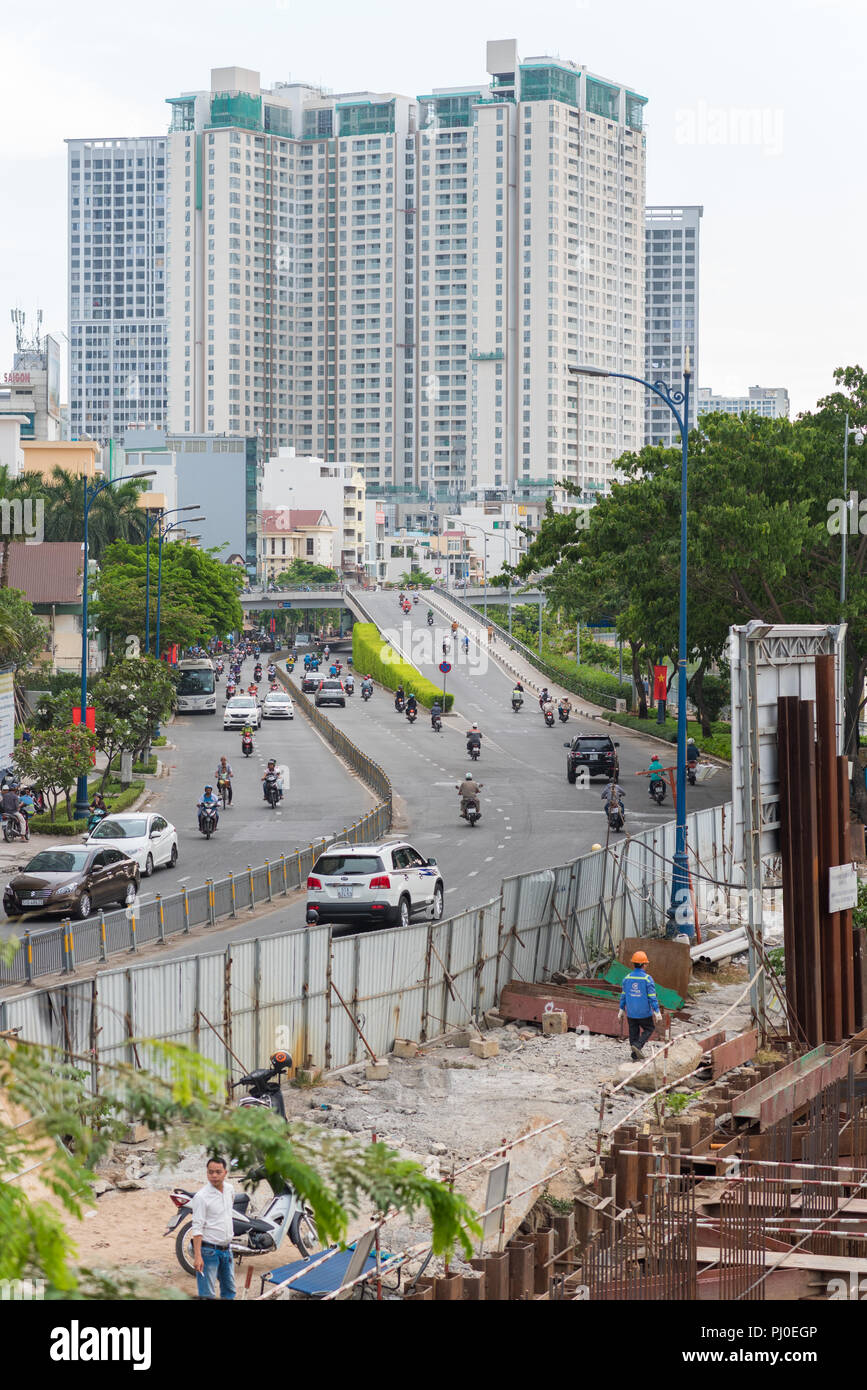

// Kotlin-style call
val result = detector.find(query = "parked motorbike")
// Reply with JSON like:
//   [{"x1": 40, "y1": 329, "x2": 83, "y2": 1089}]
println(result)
[
  {"x1": 263, "y1": 770, "x2": 283, "y2": 808},
  {"x1": 166, "y1": 1173, "x2": 318, "y2": 1276},
  {"x1": 198, "y1": 803, "x2": 219, "y2": 839},
  {"x1": 231, "y1": 1050, "x2": 291, "y2": 1118}
]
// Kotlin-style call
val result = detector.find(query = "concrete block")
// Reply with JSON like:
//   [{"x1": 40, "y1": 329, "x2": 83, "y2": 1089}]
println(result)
[
  {"x1": 393, "y1": 1038, "x2": 419, "y2": 1059},
  {"x1": 542, "y1": 1011, "x2": 568, "y2": 1036},
  {"x1": 119, "y1": 1124, "x2": 151, "y2": 1145},
  {"x1": 469, "y1": 1037, "x2": 499, "y2": 1060},
  {"x1": 483, "y1": 1009, "x2": 505, "y2": 1029},
  {"x1": 365, "y1": 1062, "x2": 390, "y2": 1081},
  {"x1": 455, "y1": 1028, "x2": 482, "y2": 1047}
]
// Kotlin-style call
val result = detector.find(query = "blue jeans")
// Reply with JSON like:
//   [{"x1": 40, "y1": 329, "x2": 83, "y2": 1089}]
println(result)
[{"x1": 197, "y1": 1244, "x2": 236, "y2": 1300}]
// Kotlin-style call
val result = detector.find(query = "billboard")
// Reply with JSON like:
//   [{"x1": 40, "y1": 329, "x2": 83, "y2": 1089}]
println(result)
[{"x1": 0, "y1": 667, "x2": 14, "y2": 769}]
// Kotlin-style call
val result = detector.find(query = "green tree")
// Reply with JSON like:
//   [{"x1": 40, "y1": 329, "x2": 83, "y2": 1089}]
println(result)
[
  {"x1": 93, "y1": 541, "x2": 244, "y2": 654},
  {"x1": 13, "y1": 725, "x2": 95, "y2": 821},
  {"x1": 37, "y1": 468, "x2": 148, "y2": 560},
  {"x1": 276, "y1": 559, "x2": 339, "y2": 585},
  {"x1": 0, "y1": 588, "x2": 48, "y2": 671},
  {"x1": 0, "y1": 1037, "x2": 479, "y2": 1297},
  {"x1": 95, "y1": 656, "x2": 176, "y2": 761},
  {"x1": 399, "y1": 569, "x2": 434, "y2": 589}
]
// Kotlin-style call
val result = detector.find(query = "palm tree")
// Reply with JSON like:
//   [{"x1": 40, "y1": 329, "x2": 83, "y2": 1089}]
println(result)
[
  {"x1": 0, "y1": 466, "x2": 39, "y2": 589},
  {"x1": 40, "y1": 467, "x2": 148, "y2": 560}
]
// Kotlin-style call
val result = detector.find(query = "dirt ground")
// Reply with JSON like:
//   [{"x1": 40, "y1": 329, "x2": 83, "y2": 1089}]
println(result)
[{"x1": 48, "y1": 972, "x2": 753, "y2": 1297}]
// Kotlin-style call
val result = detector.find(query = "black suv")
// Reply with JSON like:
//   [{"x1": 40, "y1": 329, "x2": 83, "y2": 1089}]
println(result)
[{"x1": 565, "y1": 734, "x2": 619, "y2": 783}]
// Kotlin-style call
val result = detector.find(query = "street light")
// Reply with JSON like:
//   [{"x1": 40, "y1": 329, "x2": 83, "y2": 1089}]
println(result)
[
  {"x1": 155, "y1": 519, "x2": 206, "y2": 659},
  {"x1": 74, "y1": 469, "x2": 157, "y2": 818},
  {"x1": 449, "y1": 518, "x2": 490, "y2": 619},
  {"x1": 145, "y1": 506, "x2": 201, "y2": 653},
  {"x1": 571, "y1": 352, "x2": 693, "y2": 938}
]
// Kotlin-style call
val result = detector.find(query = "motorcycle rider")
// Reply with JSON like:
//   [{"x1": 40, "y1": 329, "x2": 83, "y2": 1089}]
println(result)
[
  {"x1": 457, "y1": 772, "x2": 482, "y2": 820},
  {"x1": 647, "y1": 755, "x2": 665, "y2": 795},
  {"x1": 344, "y1": 670, "x2": 355, "y2": 693},
  {"x1": 558, "y1": 696, "x2": 572, "y2": 721},
  {"x1": 512, "y1": 685, "x2": 524, "y2": 708},
  {"x1": 541, "y1": 695, "x2": 555, "y2": 721},
  {"x1": 538, "y1": 687, "x2": 550, "y2": 709},
  {"x1": 215, "y1": 756, "x2": 234, "y2": 806},
  {"x1": 0, "y1": 783, "x2": 26, "y2": 838},
  {"x1": 361, "y1": 673, "x2": 374, "y2": 698},
  {"x1": 247, "y1": 681, "x2": 258, "y2": 697},
  {"x1": 601, "y1": 782, "x2": 626, "y2": 821},
  {"x1": 394, "y1": 683, "x2": 406, "y2": 711},
  {"x1": 466, "y1": 723, "x2": 482, "y2": 757},
  {"x1": 427, "y1": 607, "x2": 434, "y2": 621},
  {"x1": 262, "y1": 758, "x2": 284, "y2": 802},
  {"x1": 406, "y1": 691, "x2": 418, "y2": 718},
  {"x1": 267, "y1": 662, "x2": 276, "y2": 680},
  {"x1": 198, "y1": 785, "x2": 220, "y2": 831},
  {"x1": 686, "y1": 737, "x2": 700, "y2": 766},
  {"x1": 462, "y1": 634, "x2": 470, "y2": 655},
  {"x1": 430, "y1": 698, "x2": 443, "y2": 730}
]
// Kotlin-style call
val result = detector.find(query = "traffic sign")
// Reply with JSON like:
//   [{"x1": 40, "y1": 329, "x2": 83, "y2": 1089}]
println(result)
[
  {"x1": 439, "y1": 661, "x2": 452, "y2": 674},
  {"x1": 434, "y1": 567, "x2": 442, "y2": 575},
  {"x1": 281, "y1": 601, "x2": 293, "y2": 609}
]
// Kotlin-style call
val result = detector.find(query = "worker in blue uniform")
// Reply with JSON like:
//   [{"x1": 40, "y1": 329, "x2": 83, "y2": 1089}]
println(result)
[{"x1": 618, "y1": 950, "x2": 663, "y2": 1060}]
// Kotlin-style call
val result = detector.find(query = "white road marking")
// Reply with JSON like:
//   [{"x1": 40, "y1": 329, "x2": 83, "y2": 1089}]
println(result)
[
  {"x1": 467, "y1": 870, "x2": 478, "y2": 877},
  {"x1": 176, "y1": 875, "x2": 190, "y2": 883},
  {"x1": 484, "y1": 855, "x2": 493, "y2": 862}
]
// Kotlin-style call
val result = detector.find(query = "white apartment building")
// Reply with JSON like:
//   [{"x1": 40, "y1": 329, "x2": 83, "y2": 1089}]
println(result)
[
  {"x1": 697, "y1": 385, "x2": 790, "y2": 419},
  {"x1": 67, "y1": 136, "x2": 168, "y2": 442},
  {"x1": 161, "y1": 42, "x2": 645, "y2": 496},
  {"x1": 261, "y1": 450, "x2": 366, "y2": 573},
  {"x1": 645, "y1": 206, "x2": 702, "y2": 448}
]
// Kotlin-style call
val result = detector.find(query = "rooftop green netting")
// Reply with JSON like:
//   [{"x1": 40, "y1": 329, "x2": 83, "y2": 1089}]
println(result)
[
  {"x1": 208, "y1": 92, "x2": 263, "y2": 132},
  {"x1": 520, "y1": 65, "x2": 578, "y2": 108}
]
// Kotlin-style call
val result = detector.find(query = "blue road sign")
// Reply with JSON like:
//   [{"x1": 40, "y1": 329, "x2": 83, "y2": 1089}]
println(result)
[{"x1": 439, "y1": 661, "x2": 452, "y2": 674}]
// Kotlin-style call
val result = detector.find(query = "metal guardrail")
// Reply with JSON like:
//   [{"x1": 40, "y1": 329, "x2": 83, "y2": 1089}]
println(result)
[
  {"x1": 431, "y1": 586, "x2": 633, "y2": 712},
  {"x1": 1, "y1": 680, "x2": 393, "y2": 988}
]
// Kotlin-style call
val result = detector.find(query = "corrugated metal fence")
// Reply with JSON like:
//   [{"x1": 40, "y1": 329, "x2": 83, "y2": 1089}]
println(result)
[{"x1": 0, "y1": 802, "x2": 731, "y2": 1087}]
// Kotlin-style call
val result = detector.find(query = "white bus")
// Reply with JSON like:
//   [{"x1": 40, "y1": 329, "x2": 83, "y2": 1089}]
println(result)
[{"x1": 176, "y1": 658, "x2": 216, "y2": 714}]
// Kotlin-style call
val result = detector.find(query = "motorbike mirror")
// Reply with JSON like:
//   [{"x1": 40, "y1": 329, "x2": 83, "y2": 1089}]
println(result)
[{"x1": 563, "y1": 742, "x2": 570, "y2": 748}]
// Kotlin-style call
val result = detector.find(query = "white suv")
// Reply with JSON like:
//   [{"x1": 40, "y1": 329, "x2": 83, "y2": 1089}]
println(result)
[{"x1": 305, "y1": 840, "x2": 444, "y2": 933}]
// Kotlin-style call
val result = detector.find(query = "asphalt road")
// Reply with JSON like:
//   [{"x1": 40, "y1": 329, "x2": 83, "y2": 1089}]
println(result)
[{"x1": 1, "y1": 616, "x2": 731, "y2": 963}]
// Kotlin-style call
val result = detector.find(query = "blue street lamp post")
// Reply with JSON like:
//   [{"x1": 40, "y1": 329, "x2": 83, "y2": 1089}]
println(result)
[
  {"x1": 74, "y1": 469, "x2": 157, "y2": 818},
  {"x1": 155, "y1": 519, "x2": 205, "y2": 659},
  {"x1": 571, "y1": 354, "x2": 692, "y2": 937},
  {"x1": 145, "y1": 505, "x2": 201, "y2": 653}
]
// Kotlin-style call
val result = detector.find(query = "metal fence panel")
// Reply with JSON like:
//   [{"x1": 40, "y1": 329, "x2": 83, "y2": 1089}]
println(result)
[{"x1": 351, "y1": 920, "x2": 431, "y2": 1063}]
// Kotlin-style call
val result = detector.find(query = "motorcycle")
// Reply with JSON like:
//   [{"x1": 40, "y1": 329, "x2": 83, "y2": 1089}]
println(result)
[
  {"x1": 230, "y1": 1050, "x2": 292, "y2": 1118},
  {"x1": 543, "y1": 707, "x2": 555, "y2": 728},
  {"x1": 263, "y1": 771, "x2": 283, "y2": 808},
  {"x1": 427, "y1": 614, "x2": 434, "y2": 627},
  {"x1": 606, "y1": 799, "x2": 625, "y2": 833},
  {"x1": 198, "y1": 803, "x2": 219, "y2": 839},
  {"x1": 406, "y1": 705, "x2": 418, "y2": 724},
  {"x1": 512, "y1": 695, "x2": 523, "y2": 712},
  {"x1": 344, "y1": 678, "x2": 355, "y2": 696},
  {"x1": 217, "y1": 776, "x2": 231, "y2": 809},
  {"x1": 413, "y1": 595, "x2": 419, "y2": 605},
  {"x1": 395, "y1": 694, "x2": 405, "y2": 713},
  {"x1": 241, "y1": 733, "x2": 254, "y2": 757},
  {"x1": 254, "y1": 666, "x2": 263, "y2": 683},
  {"x1": 87, "y1": 806, "x2": 107, "y2": 833},
  {"x1": 558, "y1": 706, "x2": 570, "y2": 723},
  {"x1": 467, "y1": 741, "x2": 481, "y2": 762},
  {"x1": 649, "y1": 778, "x2": 666, "y2": 805},
  {"x1": 458, "y1": 785, "x2": 484, "y2": 828},
  {"x1": 687, "y1": 761, "x2": 698, "y2": 787},
  {"x1": 166, "y1": 1173, "x2": 318, "y2": 1276},
  {"x1": 2, "y1": 812, "x2": 30, "y2": 843},
  {"x1": 431, "y1": 712, "x2": 442, "y2": 733},
  {"x1": 225, "y1": 683, "x2": 237, "y2": 701},
  {"x1": 361, "y1": 684, "x2": 372, "y2": 702}
]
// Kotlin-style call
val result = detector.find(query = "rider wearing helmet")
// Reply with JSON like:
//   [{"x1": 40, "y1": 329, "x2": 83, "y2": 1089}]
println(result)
[
  {"x1": 198, "y1": 784, "x2": 220, "y2": 830},
  {"x1": 405, "y1": 691, "x2": 418, "y2": 714},
  {"x1": 466, "y1": 722, "x2": 482, "y2": 753},
  {"x1": 617, "y1": 951, "x2": 662, "y2": 1060},
  {"x1": 261, "y1": 757, "x2": 284, "y2": 802},
  {"x1": 457, "y1": 772, "x2": 482, "y2": 818}
]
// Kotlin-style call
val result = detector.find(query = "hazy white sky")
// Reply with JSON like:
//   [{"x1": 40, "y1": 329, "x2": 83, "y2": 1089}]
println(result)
[{"x1": 1, "y1": 0, "x2": 864, "y2": 415}]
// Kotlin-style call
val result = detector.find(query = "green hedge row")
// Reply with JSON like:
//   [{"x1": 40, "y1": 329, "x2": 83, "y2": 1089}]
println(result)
[
  {"x1": 27, "y1": 782, "x2": 147, "y2": 837},
  {"x1": 537, "y1": 649, "x2": 634, "y2": 711},
  {"x1": 352, "y1": 623, "x2": 454, "y2": 711}
]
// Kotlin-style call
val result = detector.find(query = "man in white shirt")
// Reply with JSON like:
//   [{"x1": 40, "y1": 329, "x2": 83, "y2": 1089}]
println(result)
[{"x1": 191, "y1": 1157, "x2": 236, "y2": 1300}]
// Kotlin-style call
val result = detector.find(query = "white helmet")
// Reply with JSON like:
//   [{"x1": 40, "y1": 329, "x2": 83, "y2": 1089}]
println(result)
[{"x1": 466, "y1": 770, "x2": 473, "y2": 779}]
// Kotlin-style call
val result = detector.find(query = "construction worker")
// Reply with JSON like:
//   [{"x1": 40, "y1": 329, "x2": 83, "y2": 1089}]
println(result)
[{"x1": 617, "y1": 951, "x2": 663, "y2": 1061}]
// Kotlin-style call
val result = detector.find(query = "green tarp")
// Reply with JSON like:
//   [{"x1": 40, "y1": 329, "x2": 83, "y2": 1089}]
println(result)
[{"x1": 598, "y1": 961, "x2": 686, "y2": 1012}]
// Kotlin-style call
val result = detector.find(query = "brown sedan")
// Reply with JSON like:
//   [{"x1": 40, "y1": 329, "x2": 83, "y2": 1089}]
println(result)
[{"x1": 3, "y1": 845, "x2": 140, "y2": 921}]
